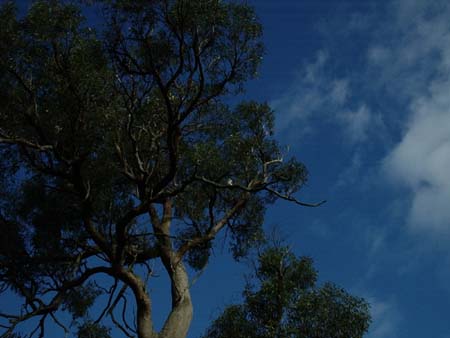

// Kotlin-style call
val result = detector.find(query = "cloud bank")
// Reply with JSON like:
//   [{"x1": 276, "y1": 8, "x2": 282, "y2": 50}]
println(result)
[
  {"x1": 385, "y1": 80, "x2": 450, "y2": 233},
  {"x1": 381, "y1": 0, "x2": 450, "y2": 234},
  {"x1": 273, "y1": 0, "x2": 450, "y2": 235}
]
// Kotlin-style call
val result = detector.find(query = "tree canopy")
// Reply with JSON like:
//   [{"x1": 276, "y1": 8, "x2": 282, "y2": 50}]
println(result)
[
  {"x1": 0, "y1": 1, "x2": 325, "y2": 338},
  {"x1": 202, "y1": 244, "x2": 371, "y2": 338}
]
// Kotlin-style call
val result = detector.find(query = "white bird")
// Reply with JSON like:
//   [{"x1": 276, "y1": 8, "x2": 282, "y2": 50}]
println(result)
[{"x1": 227, "y1": 178, "x2": 233, "y2": 186}]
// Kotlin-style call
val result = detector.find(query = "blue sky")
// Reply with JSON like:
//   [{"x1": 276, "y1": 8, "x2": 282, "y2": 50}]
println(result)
[
  {"x1": 5, "y1": 0, "x2": 450, "y2": 337},
  {"x1": 226, "y1": 1, "x2": 450, "y2": 338},
  {"x1": 189, "y1": 0, "x2": 450, "y2": 337}
]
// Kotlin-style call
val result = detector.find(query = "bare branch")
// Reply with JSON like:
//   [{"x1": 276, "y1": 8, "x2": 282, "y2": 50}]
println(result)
[
  {"x1": 95, "y1": 279, "x2": 119, "y2": 324},
  {"x1": 50, "y1": 313, "x2": 69, "y2": 338},
  {"x1": 120, "y1": 292, "x2": 136, "y2": 334},
  {"x1": 0, "y1": 136, "x2": 53, "y2": 152},
  {"x1": 264, "y1": 187, "x2": 326, "y2": 207},
  {"x1": 197, "y1": 175, "x2": 326, "y2": 208},
  {"x1": 108, "y1": 284, "x2": 135, "y2": 338}
]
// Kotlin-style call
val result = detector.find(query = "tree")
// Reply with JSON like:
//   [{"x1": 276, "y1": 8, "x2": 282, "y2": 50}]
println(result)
[
  {"x1": 0, "y1": 1, "x2": 325, "y2": 338},
  {"x1": 202, "y1": 244, "x2": 371, "y2": 338}
]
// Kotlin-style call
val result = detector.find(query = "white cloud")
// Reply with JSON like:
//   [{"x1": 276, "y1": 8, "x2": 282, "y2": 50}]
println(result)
[
  {"x1": 379, "y1": 0, "x2": 450, "y2": 234},
  {"x1": 309, "y1": 0, "x2": 450, "y2": 234},
  {"x1": 384, "y1": 79, "x2": 450, "y2": 233}
]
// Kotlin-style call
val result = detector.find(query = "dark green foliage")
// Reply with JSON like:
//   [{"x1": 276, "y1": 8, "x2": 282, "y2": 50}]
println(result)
[
  {"x1": 201, "y1": 305, "x2": 255, "y2": 338},
  {"x1": 0, "y1": 0, "x2": 312, "y2": 336},
  {"x1": 290, "y1": 283, "x2": 370, "y2": 338},
  {"x1": 63, "y1": 283, "x2": 102, "y2": 318},
  {"x1": 77, "y1": 321, "x2": 111, "y2": 338},
  {"x1": 202, "y1": 246, "x2": 371, "y2": 338}
]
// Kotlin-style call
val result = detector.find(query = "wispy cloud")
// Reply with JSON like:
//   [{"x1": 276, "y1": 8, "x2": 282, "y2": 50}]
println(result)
[
  {"x1": 272, "y1": 51, "x2": 381, "y2": 145},
  {"x1": 271, "y1": 50, "x2": 332, "y2": 133},
  {"x1": 366, "y1": 296, "x2": 402, "y2": 338},
  {"x1": 338, "y1": 105, "x2": 374, "y2": 144}
]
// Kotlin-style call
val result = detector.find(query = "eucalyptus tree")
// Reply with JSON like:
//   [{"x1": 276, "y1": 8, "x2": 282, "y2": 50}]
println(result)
[
  {"x1": 202, "y1": 245, "x2": 371, "y2": 338},
  {"x1": 0, "y1": 1, "x2": 322, "y2": 338}
]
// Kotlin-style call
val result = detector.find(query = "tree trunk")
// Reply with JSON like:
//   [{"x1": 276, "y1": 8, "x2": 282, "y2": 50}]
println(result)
[
  {"x1": 144, "y1": 201, "x2": 193, "y2": 338},
  {"x1": 133, "y1": 259, "x2": 193, "y2": 338},
  {"x1": 118, "y1": 269, "x2": 157, "y2": 338},
  {"x1": 136, "y1": 292, "x2": 156, "y2": 338},
  {"x1": 159, "y1": 260, "x2": 193, "y2": 338}
]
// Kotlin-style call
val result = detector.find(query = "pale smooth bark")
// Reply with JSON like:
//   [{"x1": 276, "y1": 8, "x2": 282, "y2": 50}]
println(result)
[
  {"x1": 131, "y1": 200, "x2": 194, "y2": 338},
  {"x1": 159, "y1": 260, "x2": 193, "y2": 338}
]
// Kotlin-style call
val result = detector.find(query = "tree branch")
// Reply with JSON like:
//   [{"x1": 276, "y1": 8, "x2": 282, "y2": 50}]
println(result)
[
  {"x1": 264, "y1": 187, "x2": 326, "y2": 207},
  {"x1": 0, "y1": 136, "x2": 53, "y2": 152},
  {"x1": 177, "y1": 195, "x2": 249, "y2": 259},
  {"x1": 196, "y1": 175, "x2": 326, "y2": 208}
]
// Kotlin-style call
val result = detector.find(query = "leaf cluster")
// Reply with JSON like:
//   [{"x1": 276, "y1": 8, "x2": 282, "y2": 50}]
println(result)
[
  {"x1": 202, "y1": 245, "x2": 371, "y2": 338},
  {"x1": 0, "y1": 1, "x2": 313, "y2": 336}
]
